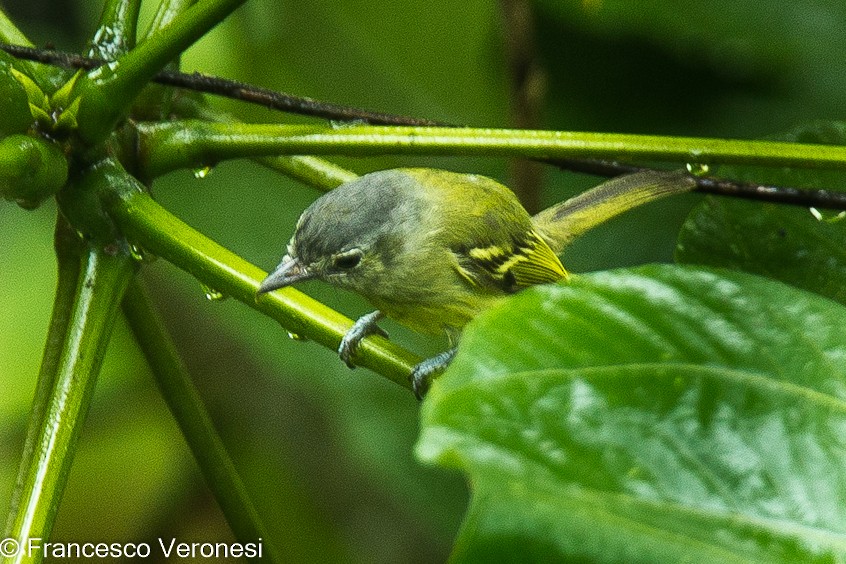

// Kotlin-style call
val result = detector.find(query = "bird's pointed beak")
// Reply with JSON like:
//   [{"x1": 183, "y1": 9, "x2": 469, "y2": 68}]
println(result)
[{"x1": 258, "y1": 256, "x2": 315, "y2": 294}]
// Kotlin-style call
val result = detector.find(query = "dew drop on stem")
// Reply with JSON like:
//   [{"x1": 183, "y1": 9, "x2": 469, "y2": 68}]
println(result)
[
  {"x1": 200, "y1": 283, "x2": 227, "y2": 301},
  {"x1": 685, "y1": 162, "x2": 709, "y2": 176},
  {"x1": 193, "y1": 165, "x2": 213, "y2": 179}
]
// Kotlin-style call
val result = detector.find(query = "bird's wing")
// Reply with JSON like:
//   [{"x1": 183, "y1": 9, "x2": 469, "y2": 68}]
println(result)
[{"x1": 452, "y1": 230, "x2": 568, "y2": 293}]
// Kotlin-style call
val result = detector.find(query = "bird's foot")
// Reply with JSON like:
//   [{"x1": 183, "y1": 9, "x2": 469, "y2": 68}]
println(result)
[
  {"x1": 410, "y1": 348, "x2": 457, "y2": 400},
  {"x1": 338, "y1": 311, "x2": 387, "y2": 368}
]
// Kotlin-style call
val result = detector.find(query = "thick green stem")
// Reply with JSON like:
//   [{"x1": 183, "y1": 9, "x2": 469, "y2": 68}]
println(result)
[
  {"x1": 107, "y1": 191, "x2": 418, "y2": 389},
  {"x1": 173, "y1": 98, "x2": 357, "y2": 191},
  {"x1": 74, "y1": 0, "x2": 248, "y2": 145},
  {"x1": 4, "y1": 218, "x2": 84, "y2": 538},
  {"x1": 253, "y1": 155, "x2": 358, "y2": 192},
  {"x1": 89, "y1": 0, "x2": 143, "y2": 58},
  {"x1": 122, "y1": 281, "x2": 279, "y2": 562},
  {"x1": 137, "y1": 121, "x2": 846, "y2": 179},
  {"x1": 4, "y1": 241, "x2": 136, "y2": 562},
  {"x1": 143, "y1": 0, "x2": 197, "y2": 39}
]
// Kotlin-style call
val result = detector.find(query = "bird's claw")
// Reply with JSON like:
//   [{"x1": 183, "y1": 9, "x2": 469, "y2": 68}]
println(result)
[
  {"x1": 338, "y1": 311, "x2": 387, "y2": 368},
  {"x1": 410, "y1": 348, "x2": 457, "y2": 400}
]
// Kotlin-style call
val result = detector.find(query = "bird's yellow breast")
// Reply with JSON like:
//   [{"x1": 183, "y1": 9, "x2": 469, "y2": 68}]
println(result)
[{"x1": 368, "y1": 290, "x2": 505, "y2": 342}]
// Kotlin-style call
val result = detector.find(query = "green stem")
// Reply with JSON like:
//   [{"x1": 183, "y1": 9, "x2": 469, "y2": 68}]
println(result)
[
  {"x1": 74, "y1": 0, "x2": 248, "y2": 145},
  {"x1": 4, "y1": 218, "x2": 84, "y2": 538},
  {"x1": 89, "y1": 0, "x2": 143, "y2": 58},
  {"x1": 0, "y1": 10, "x2": 63, "y2": 89},
  {"x1": 106, "y1": 191, "x2": 418, "y2": 390},
  {"x1": 122, "y1": 281, "x2": 280, "y2": 562},
  {"x1": 254, "y1": 155, "x2": 358, "y2": 192},
  {"x1": 143, "y1": 0, "x2": 197, "y2": 40},
  {"x1": 137, "y1": 121, "x2": 846, "y2": 179},
  {"x1": 170, "y1": 98, "x2": 358, "y2": 191},
  {"x1": 4, "y1": 241, "x2": 136, "y2": 561}
]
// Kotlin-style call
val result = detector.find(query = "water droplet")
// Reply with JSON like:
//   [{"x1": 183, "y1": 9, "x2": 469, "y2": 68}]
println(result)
[
  {"x1": 685, "y1": 162, "x2": 710, "y2": 176},
  {"x1": 809, "y1": 207, "x2": 846, "y2": 223},
  {"x1": 129, "y1": 244, "x2": 156, "y2": 263},
  {"x1": 200, "y1": 283, "x2": 227, "y2": 301},
  {"x1": 193, "y1": 166, "x2": 213, "y2": 179}
]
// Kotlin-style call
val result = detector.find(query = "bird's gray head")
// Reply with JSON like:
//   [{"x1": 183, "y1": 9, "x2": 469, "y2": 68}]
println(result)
[{"x1": 258, "y1": 170, "x2": 419, "y2": 294}]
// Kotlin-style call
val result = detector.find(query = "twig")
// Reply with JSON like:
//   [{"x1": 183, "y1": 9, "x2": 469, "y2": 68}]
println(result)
[
  {"x1": 4, "y1": 43, "x2": 846, "y2": 210},
  {"x1": 552, "y1": 158, "x2": 846, "y2": 210},
  {"x1": 0, "y1": 43, "x2": 449, "y2": 126}
]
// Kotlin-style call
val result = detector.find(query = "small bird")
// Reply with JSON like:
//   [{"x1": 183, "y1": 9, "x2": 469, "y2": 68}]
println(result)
[{"x1": 258, "y1": 168, "x2": 695, "y2": 398}]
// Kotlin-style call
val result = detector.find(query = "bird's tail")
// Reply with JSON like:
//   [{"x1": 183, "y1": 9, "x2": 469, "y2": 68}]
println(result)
[{"x1": 532, "y1": 169, "x2": 697, "y2": 253}]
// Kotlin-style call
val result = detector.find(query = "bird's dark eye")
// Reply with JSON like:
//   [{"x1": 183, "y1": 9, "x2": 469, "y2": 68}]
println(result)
[{"x1": 333, "y1": 249, "x2": 363, "y2": 270}]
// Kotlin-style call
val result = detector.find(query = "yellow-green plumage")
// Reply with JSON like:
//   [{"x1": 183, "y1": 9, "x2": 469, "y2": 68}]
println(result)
[
  {"x1": 288, "y1": 168, "x2": 567, "y2": 339},
  {"x1": 259, "y1": 166, "x2": 696, "y2": 396}
]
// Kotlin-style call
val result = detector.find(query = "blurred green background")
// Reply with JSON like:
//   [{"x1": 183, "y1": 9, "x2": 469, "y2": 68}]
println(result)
[{"x1": 1, "y1": 0, "x2": 844, "y2": 561}]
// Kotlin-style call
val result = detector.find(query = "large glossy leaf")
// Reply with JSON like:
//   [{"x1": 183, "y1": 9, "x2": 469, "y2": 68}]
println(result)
[
  {"x1": 676, "y1": 198, "x2": 846, "y2": 304},
  {"x1": 416, "y1": 265, "x2": 846, "y2": 563},
  {"x1": 676, "y1": 121, "x2": 846, "y2": 304}
]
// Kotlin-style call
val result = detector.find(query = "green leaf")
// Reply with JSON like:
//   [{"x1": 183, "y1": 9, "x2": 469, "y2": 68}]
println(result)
[
  {"x1": 53, "y1": 95, "x2": 81, "y2": 132},
  {"x1": 50, "y1": 70, "x2": 83, "y2": 132},
  {"x1": 677, "y1": 199, "x2": 846, "y2": 304},
  {"x1": 10, "y1": 68, "x2": 49, "y2": 118},
  {"x1": 416, "y1": 265, "x2": 846, "y2": 563},
  {"x1": 676, "y1": 121, "x2": 846, "y2": 304},
  {"x1": 50, "y1": 70, "x2": 83, "y2": 110}
]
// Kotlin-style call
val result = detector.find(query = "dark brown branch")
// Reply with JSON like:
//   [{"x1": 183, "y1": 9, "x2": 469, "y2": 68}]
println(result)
[
  {"x1": 3, "y1": 43, "x2": 846, "y2": 211},
  {"x1": 695, "y1": 175, "x2": 846, "y2": 209},
  {"x1": 551, "y1": 158, "x2": 846, "y2": 210},
  {"x1": 0, "y1": 43, "x2": 449, "y2": 127}
]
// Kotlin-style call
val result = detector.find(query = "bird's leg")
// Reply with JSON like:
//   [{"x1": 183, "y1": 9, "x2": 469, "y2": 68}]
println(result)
[
  {"x1": 410, "y1": 348, "x2": 457, "y2": 400},
  {"x1": 338, "y1": 310, "x2": 388, "y2": 368}
]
